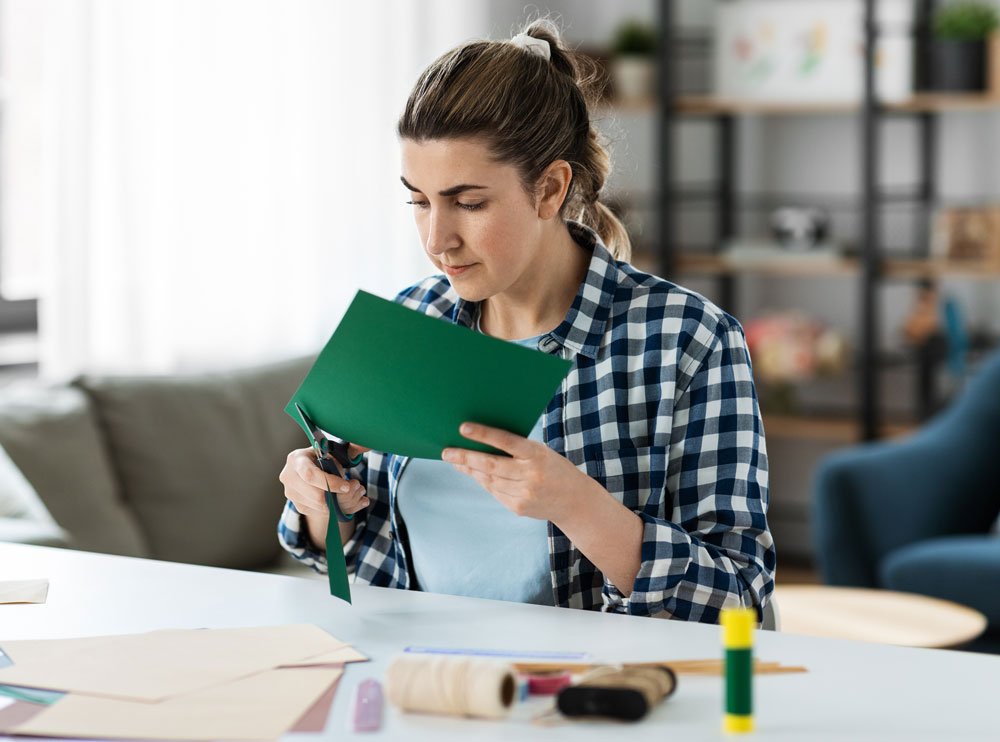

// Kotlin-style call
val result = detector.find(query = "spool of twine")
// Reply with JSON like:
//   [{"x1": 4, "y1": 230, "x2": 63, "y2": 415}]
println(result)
[{"x1": 385, "y1": 655, "x2": 517, "y2": 719}]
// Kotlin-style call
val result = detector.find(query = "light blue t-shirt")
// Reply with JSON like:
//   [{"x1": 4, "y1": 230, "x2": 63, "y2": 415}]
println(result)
[{"x1": 395, "y1": 330, "x2": 554, "y2": 606}]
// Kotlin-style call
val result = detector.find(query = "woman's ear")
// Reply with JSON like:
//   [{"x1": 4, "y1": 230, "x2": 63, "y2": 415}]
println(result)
[{"x1": 535, "y1": 160, "x2": 573, "y2": 220}]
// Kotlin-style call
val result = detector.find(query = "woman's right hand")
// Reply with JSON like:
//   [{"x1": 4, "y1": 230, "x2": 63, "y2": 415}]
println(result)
[{"x1": 279, "y1": 446, "x2": 370, "y2": 522}]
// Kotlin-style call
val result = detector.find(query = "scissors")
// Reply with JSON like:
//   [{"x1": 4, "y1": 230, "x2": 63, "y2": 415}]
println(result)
[{"x1": 294, "y1": 402, "x2": 364, "y2": 523}]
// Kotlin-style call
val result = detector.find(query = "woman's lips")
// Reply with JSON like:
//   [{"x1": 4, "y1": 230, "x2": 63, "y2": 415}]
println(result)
[{"x1": 443, "y1": 263, "x2": 476, "y2": 276}]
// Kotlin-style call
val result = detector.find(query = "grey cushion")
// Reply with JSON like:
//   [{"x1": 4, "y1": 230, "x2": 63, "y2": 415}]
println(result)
[
  {"x1": 0, "y1": 384, "x2": 149, "y2": 556},
  {"x1": 0, "y1": 443, "x2": 69, "y2": 547},
  {"x1": 75, "y1": 357, "x2": 313, "y2": 570}
]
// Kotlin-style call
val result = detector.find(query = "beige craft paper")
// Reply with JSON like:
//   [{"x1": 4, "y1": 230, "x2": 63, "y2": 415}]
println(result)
[
  {"x1": 13, "y1": 666, "x2": 341, "y2": 741},
  {"x1": 0, "y1": 624, "x2": 345, "y2": 702},
  {"x1": 284, "y1": 645, "x2": 369, "y2": 666},
  {"x1": 2, "y1": 634, "x2": 125, "y2": 664},
  {"x1": 0, "y1": 579, "x2": 48, "y2": 604},
  {"x1": 2, "y1": 630, "x2": 349, "y2": 667}
]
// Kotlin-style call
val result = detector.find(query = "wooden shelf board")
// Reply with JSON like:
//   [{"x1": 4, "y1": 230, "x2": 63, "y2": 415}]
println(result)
[
  {"x1": 883, "y1": 259, "x2": 1000, "y2": 280},
  {"x1": 674, "y1": 254, "x2": 1000, "y2": 280},
  {"x1": 670, "y1": 94, "x2": 1000, "y2": 116},
  {"x1": 675, "y1": 254, "x2": 856, "y2": 277},
  {"x1": 886, "y1": 93, "x2": 1000, "y2": 112},
  {"x1": 675, "y1": 96, "x2": 857, "y2": 115},
  {"x1": 763, "y1": 414, "x2": 916, "y2": 443}
]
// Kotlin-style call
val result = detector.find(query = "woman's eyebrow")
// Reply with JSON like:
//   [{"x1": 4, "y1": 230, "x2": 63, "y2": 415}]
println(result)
[{"x1": 400, "y1": 176, "x2": 487, "y2": 197}]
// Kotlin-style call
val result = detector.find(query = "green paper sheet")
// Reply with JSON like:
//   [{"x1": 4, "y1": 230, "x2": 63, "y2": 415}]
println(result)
[
  {"x1": 285, "y1": 289, "x2": 573, "y2": 604},
  {"x1": 286, "y1": 290, "x2": 573, "y2": 460}
]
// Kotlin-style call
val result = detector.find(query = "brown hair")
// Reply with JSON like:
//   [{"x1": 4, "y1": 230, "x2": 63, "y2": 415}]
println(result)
[{"x1": 397, "y1": 19, "x2": 632, "y2": 262}]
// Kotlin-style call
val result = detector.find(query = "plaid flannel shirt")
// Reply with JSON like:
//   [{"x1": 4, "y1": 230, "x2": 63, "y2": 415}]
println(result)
[{"x1": 278, "y1": 221, "x2": 775, "y2": 622}]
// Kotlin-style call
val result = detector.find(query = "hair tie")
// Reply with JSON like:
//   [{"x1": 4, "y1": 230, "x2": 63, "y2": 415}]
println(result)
[{"x1": 510, "y1": 32, "x2": 551, "y2": 61}]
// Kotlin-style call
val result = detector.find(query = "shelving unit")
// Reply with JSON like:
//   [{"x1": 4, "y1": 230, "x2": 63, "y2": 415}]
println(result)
[{"x1": 654, "y1": 0, "x2": 1000, "y2": 443}]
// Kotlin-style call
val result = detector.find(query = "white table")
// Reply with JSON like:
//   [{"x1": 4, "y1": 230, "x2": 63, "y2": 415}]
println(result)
[{"x1": 2, "y1": 543, "x2": 997, "y2": 741}]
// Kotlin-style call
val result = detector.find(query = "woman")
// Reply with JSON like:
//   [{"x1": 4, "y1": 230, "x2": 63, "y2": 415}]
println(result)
[{"x1": 277, "y1": 20, "x2": 775, "y2": 623}]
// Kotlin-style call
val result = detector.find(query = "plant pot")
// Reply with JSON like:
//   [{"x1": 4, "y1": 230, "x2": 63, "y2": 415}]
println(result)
[
  {"x1": 927, "y1": 40, "x2": 987, "y2": 92},
  {"x1": 611, "y1": 56, "x2": 655, "y2": 102}
]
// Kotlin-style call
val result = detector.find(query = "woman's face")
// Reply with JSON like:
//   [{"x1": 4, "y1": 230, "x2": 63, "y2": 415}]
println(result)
[{"x1": 400, "y1": 137, "x2": 545, "y2": 302}]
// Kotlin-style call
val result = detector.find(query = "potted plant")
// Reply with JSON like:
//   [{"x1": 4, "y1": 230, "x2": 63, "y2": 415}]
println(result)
[
  {"x1": 610, "y1": 19, "x2": 657, "y2": 102},
  {"x1": 927, "y1": 1, "x2": 999, "y2": 91}
]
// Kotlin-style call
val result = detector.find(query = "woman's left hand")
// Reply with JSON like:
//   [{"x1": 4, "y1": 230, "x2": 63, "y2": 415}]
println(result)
[{"x1": 441, "y1": 422, "x2": 598, "y2": 523}]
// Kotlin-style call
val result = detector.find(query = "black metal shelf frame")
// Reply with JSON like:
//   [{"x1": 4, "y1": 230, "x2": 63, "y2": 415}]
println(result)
[{"x1": 656, "y1": 0, "x2": 946, "y2": 442}]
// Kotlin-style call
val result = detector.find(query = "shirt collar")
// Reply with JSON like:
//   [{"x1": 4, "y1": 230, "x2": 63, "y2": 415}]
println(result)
[{"x1": 451, "y1": 220, "x2": 619, "y2": 360}]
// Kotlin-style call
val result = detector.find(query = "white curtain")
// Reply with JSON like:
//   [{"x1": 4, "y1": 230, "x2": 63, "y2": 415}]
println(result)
[{"x1": 34, "y1": 0, "x2": 488, "y2": 379}]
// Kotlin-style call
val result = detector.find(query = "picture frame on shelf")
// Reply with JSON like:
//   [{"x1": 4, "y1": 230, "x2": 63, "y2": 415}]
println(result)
[
  {"x1": 932, "y1": 205, "x2": 1000, "y2": 270},
  {"x1": 712, "y1": 0, "x2": 913, "y2": 103}
]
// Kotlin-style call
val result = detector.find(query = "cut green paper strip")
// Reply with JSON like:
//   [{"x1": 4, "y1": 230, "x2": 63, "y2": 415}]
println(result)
[{"x1": 325, "y1": 491, "x2": 352, "y2": 604}]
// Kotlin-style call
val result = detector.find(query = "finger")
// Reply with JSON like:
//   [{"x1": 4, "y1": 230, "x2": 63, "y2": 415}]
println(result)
[
  {"x1": 338, "y1": 489, "x2": 371, "y2": 515},
  {"x1": 286, "y1": 484, "x2": 330, "y2": 519},
  {"x1": 457, "y1": 423, "x2": 536, "y2": 458},
  {"x1": 454, "y1": 466, "x2": 529, "y2": 517},
  {"x1": 296, "y1": 455, "x2": 348, "y2": 493},
  {"x1": 454, "y1": 464, "x2": 497, "y2": 493},
  {"x1": 338, "y1": 481, "x2": 368, "y2": 506},
  {"x1": 453, "y1": 464, "x2": 520, "y2": 497},
  {"x1": 280, "y1": 451, "x2": 330, "y2": 517},
  {"x1": 444, "y1": 449, "x2": 519, "y2": 481}
]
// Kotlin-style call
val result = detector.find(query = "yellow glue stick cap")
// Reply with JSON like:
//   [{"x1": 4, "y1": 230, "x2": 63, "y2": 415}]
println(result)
[
  {"x1": 721, "y1": 607, "x2": 755, "y2": 648},
  {"x1": 724, "y1": 713, "x2": 754, "y2": 733}
]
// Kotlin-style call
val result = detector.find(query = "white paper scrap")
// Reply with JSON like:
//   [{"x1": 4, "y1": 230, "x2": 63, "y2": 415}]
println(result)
[{"x1": 0, "y1": 579, "x2": 48, "y2": 604}]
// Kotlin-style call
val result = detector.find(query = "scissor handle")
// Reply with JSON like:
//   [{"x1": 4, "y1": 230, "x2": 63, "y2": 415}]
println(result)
[
  {"x1": 320, "y1": 439, "x2": 364, "y2": 469},
  {"x1": 317, "y1": 456, "x2": 355, "y2": 523}
]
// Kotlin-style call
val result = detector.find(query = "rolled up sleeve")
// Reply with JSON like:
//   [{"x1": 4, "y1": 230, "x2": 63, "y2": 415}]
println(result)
[{"x1": 604, "y1": 321, "x2": 775, "y2": 623}]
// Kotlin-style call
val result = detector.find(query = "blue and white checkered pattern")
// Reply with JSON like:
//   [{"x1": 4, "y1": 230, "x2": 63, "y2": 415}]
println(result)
[{"x1": 279, "y1": 221, "x2": 775, "y2": 622}]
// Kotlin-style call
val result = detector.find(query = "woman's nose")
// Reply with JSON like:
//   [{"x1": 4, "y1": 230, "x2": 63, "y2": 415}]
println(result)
[{"x1": 425, "y1": 210, "x2": 459, "y2": 256}]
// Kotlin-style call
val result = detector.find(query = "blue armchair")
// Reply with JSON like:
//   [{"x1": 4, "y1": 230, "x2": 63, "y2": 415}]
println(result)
[{"x1": 812, "y1": 348, "x2": 1000, "y2": 652}]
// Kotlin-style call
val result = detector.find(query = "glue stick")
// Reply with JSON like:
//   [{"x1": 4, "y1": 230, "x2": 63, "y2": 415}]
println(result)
[{"x1": 721, "y1": 606, "x2": 755, "y2": 734}]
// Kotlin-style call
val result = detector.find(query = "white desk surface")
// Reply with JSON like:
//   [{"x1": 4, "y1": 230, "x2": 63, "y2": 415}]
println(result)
[{"x1": 1, "y1": 543, "x2": 997, "y2": 741}]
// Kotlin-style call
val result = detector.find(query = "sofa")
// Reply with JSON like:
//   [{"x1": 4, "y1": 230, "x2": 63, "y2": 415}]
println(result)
[
  {"x1": 812, "y1": 347, "x2": 1000, "y2": 653},
  {"x1": 0, "y1": 356, "x2": 321, "y2": 577}
]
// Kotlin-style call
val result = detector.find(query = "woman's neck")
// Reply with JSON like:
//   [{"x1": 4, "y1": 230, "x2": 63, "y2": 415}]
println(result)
[{"x1": 479, "y1": 221, "x2": 589, "y2": 341}]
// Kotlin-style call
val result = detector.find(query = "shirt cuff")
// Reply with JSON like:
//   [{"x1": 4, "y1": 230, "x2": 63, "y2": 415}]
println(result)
[
  {"x1": 277, "y1": 500, "x2": 329, "y2": 574},
  {"x1": 603, "y1": 512, "x2": 753, "y2": 623}
]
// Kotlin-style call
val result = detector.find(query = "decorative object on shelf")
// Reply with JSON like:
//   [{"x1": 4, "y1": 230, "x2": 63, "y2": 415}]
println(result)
[
  {"x1": 989, "y1": 31, "x2": 1000, "y2": 98},
  {"x1": 722, "y1": 239, "x2": 841, "y2": 266},
  {"x1": 744, "y1": 312, "x2": 849, "y2": 415},
  {"x1": 609, "y1": 19, "x2": 657, "y2": 102},
  {"x1": 902, "y1": 281, "x2": 941, "y2": 349},
  {"x1": 712, "y1": 0, "x2": 913, "y2": 103},
  {"x1": 927, "y1": 1, "x2": 999, "y2": 92},
  {"x1": 931, "y1": 205, "x2": 1000, "y2": 270},
  {"x1": 770, "y1": 207, "x2": 830, "y2": 251}
]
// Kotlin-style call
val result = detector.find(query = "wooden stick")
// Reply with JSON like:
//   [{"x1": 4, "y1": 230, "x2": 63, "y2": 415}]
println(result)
[{"x1": 511, "y1": 659, "x2": 807, "y2": 676}]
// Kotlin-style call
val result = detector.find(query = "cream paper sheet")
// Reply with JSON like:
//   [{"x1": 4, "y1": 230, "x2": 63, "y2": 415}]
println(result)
[
  {"x1": 284, "y1": 645, "x2": 369, "y2": 666},
  {"x1": 11, "y1": 666, "x2": 341, "y2": 741},
  {"x1": 0, "y1": 579, "x2": 48, "y2": 604},
  {"x1": 0, "y1": 624, "x2": 348, "y2": 701}
]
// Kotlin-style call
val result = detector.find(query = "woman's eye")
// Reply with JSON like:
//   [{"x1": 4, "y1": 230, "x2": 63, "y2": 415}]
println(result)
[
  {"x1": 405, "y1": 200, "x2": 429, "y2": 209},
  {"x1": 458, "y1": 202, "x2": 484, "y2": 211}
]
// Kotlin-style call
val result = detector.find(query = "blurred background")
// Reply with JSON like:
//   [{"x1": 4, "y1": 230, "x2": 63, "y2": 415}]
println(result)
[{"x1": 1, "y1": 1, "x2": 998, "y2": 649}]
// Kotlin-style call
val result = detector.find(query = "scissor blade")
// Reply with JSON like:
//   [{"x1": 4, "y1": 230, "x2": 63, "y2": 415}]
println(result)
[{"x1": 294, "y1": 402, "x2": 324, "y2": 444}]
